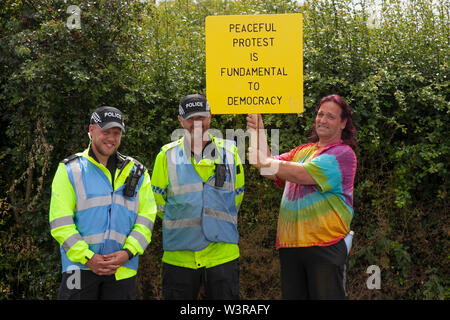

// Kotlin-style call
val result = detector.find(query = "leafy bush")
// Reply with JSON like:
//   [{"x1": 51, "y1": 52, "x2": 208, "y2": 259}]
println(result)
[{"x1": 0, "y1": 0, "x2": 448, "y2": 299}]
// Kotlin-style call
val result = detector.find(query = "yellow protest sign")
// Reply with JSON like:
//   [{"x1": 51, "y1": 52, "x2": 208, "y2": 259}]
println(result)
[{"x1": 206, "y1": 13, "x2": 303, "y2": 114}]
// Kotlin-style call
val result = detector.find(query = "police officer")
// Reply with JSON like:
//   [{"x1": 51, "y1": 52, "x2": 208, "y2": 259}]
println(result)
[
  {"x1": 49, "y1": 106, "x2": 156, "y2": 299},
  {"x1": 151, "y1": 94, "x2": 245, "y2": 300}
]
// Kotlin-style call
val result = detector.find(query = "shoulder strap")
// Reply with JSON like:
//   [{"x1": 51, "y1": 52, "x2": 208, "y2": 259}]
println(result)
[
  {"x1": 162, "y1": 139, "x2": 182, "y2": 153},
  {"x1": 61, "y1": 153, "x2": 82, "y2": 164},
  {"x1": 127, "y1": 156, "x2": 146, "y2": 175},
  {"x1": 116, "y1": 150, "x2": 146, "y2": 174}
]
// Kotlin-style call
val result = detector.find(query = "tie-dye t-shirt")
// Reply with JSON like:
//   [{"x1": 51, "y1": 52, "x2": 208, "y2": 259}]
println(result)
[{"x1": 273, "y1": 141, "x2": 356, "y2": 248}]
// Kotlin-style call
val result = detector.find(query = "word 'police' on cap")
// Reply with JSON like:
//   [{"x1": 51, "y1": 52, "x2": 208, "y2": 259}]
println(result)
[
  {"x1": 179, "y1": 94, "x2": 211, "y2": 120},
  {"x1": 90, "y1": 106, "x2": 125, "y2": 132}
]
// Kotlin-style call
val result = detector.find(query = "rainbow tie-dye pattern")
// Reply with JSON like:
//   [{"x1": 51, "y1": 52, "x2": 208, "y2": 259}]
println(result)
[{"x1": 274, "y1": 141, "x2": 357, "y2": 248}]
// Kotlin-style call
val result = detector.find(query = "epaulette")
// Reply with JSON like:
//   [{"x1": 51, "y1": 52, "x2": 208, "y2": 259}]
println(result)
[
  {"x1": 115, "y1": 150, "x2": 147, "y2": 173},
  {"x1": 61, "y1": 153, "x2": 81, "y2": 164},
  {"x1": 161, "y1": 139, "x2": 182, "y2": 152},
  {"x1": 127, "y1": 156, "x2": 147, "y2": 173}
]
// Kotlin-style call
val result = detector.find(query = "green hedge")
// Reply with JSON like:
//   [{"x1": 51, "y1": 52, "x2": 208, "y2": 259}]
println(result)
[{"x1": 0, "y1": 0, "x2": 448, "y2": 299}]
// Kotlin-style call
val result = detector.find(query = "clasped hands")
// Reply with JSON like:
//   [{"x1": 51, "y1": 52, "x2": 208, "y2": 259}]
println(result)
[{"x1": 86, "y1": 250, "x2": 129, "y2": 276}]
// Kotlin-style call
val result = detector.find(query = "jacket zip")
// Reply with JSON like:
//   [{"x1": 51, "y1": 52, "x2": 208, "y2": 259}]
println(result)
[{"x1": 105, "y1": 159, "x2": 131, "y2": 252}]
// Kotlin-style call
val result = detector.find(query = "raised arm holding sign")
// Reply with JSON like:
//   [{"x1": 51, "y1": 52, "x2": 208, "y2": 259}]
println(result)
[{"x1": 246, "y1": 95, "x2": 358, "y2": 300}]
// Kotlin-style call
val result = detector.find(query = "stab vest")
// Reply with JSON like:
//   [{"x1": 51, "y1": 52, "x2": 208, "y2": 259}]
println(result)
[
  {"x1": 60, "y1": 154, "x2": 144, "y2": 272},
  {"x1": 162, "y1": 138, "x2": 239, "y2": 251}
]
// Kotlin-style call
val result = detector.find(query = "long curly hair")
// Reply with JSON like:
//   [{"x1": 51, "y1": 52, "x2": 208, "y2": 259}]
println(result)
[{"x1": 308, "y1": 94, "x2": 358, "y2": 149}]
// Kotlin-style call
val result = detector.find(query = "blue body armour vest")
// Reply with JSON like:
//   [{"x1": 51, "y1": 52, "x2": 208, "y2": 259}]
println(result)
[
  {"x1": 61, "y1": 156, "x2": 143, "y2": 272},
  {"x1": 162, "y1": 139, "x2": 239, "y2": 251}
]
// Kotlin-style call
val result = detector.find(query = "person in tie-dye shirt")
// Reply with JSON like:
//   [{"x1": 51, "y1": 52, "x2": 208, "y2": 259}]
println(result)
[{"x1": 247, "y1": 94, "x2": 357, "y2": 300}]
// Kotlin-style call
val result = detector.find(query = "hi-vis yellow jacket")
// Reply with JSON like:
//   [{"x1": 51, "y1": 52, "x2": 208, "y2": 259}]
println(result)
[
  {"x1": 151, "y1": 135, "x2": 245, "y2": 269},
  {"x1": 49, "y1": 148, "x2": 156, "y2": 280}
]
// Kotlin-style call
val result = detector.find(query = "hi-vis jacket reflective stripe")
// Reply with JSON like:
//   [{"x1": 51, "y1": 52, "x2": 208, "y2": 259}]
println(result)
[
  {"x1": 162, "y1": 138, "x2": 239, "y2": 251},
  {"x1": 49, "y1": 149, "x2": 156, "y2": 279}
]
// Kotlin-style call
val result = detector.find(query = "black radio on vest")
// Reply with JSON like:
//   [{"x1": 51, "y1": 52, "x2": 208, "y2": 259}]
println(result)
[
  {"x1": 215, "y1": 163, "x2": 226, "y2": 187},
  {"x1": 124, "y1": 163, "x2": 145, "y2": 197}
]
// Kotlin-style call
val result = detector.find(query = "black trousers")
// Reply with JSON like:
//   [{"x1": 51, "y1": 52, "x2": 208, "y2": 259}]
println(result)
[
  {"x1": 279, "y1": 238, "x2": 348, "y2": 300},
  {"x1": 58, "y1": 269, "x2": 136, "y2": 300},
  {"x1": 162, "y1": 258, "x2": 240, "y2": 300}
]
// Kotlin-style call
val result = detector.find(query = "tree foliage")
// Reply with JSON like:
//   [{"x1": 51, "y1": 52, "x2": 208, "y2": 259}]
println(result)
[{"x1": 0, "y1": 0, "x2": 448, "y2": 299}]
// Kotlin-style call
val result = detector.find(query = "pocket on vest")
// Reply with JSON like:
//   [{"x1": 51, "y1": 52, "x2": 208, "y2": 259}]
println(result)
[{"x1": 202, "y1": 185, "x2": 238, "y2": 244}]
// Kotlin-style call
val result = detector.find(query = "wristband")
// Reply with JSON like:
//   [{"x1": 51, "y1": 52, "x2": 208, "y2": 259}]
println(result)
[{"x1": 124, "y1": 248, "x2": 134, "y2": 260}]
